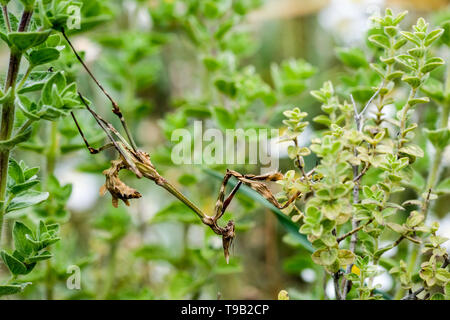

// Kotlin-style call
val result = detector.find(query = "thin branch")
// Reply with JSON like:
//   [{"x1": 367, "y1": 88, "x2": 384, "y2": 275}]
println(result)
[
  {"x1": 353, "y1": 163, "x2": 370, "y2": 182},
  {"x1": 342, "y1": 93, "x2": 366, "y2": 299},
  {"x1": 333, "y1": 272, "x2": 343, "y2": 300},
  {"x1": 337, "y1": 218, "x2": 374, "y2": 243},
  {"x1": 359, "y1": 85, "x2": 383, "y2": 120},
  {"x1": 378, "y1": 235, "x2": 405, "y2": 253},
  {"x1": 77, "y1": 92, "x2": 142, "y2": 178},
  {"x1": 404, "y1": 234, "x2": 421, "y2": 245},
  {"x1": 293, "y1": 138, "x2": 310, "y2": 184}
]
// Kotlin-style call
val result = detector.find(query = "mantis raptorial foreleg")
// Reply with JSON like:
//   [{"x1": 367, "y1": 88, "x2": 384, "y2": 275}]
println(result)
[
  {"x1": 70, "y1": 112, "x2": 115, "y2": 154},
  {"x1": 61, "y1": 27, "x2": 138, "y2": 153}
]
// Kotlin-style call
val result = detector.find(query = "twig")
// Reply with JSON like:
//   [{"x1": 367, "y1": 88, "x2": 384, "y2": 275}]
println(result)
[
  {"x1": 377, "y1": 235, "x2": 405, "y2": 255},
  {"x1": 341, "y1": 92, "x2": 376, "y2": 299},
  {"x1": 77, "y1": 92, "x2": 142, "y2": 178},
  {"x1": 0, "y1": 8, "x2": 33, "y2": 245},
  {"x1": 353, "y1": 163, "x2": 370, "y2": 182},
  {"x1": 333, "y1": 271, "x2": 343, "y2": 300},
  {"x1": 293, "y1": 138, "x2": 310, "y2": 184},
  {"x1": 337, "y1": 218, "x2": 374, "y2": 243},
  {"x1": 341, "y1": 95, "x2": 361, "y2": 299},
  {"x1": 359, "y1": 85, "x2": 383, "y2": 121}
]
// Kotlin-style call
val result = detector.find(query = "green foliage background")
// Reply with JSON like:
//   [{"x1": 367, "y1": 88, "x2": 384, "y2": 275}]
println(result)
[{"x1": 0, "y1": 0, "x2": 448, "y2": 300}]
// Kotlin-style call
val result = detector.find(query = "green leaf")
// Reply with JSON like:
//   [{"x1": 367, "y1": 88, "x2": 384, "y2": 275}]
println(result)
[
  {"x1": 421, "y1": 77, "x2": 444, "y2": 103},
  {"x1": 12, "y1": 221, "x2": 34, "y2": 256},
  {"x1": 311, "y1": 248, "x2": 338, "y2": 266},
  {"x1": 0, "y1": 284, "x2": 23, "y2": 296},
  {"x1": 10, "y1": 180, "x2": 39, "y2": 195},
  {"x1": 183, "y1": 106, "x2": 212, "y2": 119},
  {"x1": 430, "y1": 293, "x2": 445, "y2": 300},
  {"x1": 400, "y1": 31, "x2": 420, "y2": 45},
  {"x1": 338, "y1": 249, "x2": 356, "y2": 266},
  {"x1": 445, "y1": 282, "x2": 450, "y2": 299},
  {"x1": 214, "y1": 18, "x2": 235, "y2": 40},
  {"x1": 408, "y1": 97, "x2": 429, "y2": 106},
  {"x1": 212, "y1": 106, "x2": 236, "y2": 130},
  {"x1": 435, "y1": 269, "x2": 450, "y2": 282},
  {"x1": 0, "y1": 87, "x2": 12, "y2": 104},
  {"x1": 8, "y1": 30, "x2": 51, "y2": 51},
  {"x1": 19, "y1": 0, "x2": 35, "y2": 9},
  {"x1": 41, "y1": 71, "x2": 66, "y2": 106},
  {"x1": 6, "y1": 190, "x2": 49, "y2": 213},
  {"x1": 421, "y1": 60, "x2": 444, "y2": 74},
  {"x1": 27, "y1": 251, "x2": 53, "y2": 263},
  {"x1": 399, "y1": 144, "x2": 424, "y2": 158},
  {"x1": 0, "y1": 251, "x2": 27, "y2": 275},
  {"x1": 313, "y1": 115, "x2": 331, "y2": 126},
  {"x1": 28, "y1": 47, "x2": 60, "y2": 66},
  {"x1": 406, "y1": 211, "x2": 424, "y2": 228},
  {"x1": 368, "y1": 34, "x2": 390, "y2": 49},
  {"x1": 425, "y1": 29, "x2": 444, "y2": 46},
  {"x1": 387, "y1": 222, "x2": 406, "y2": 234},
  {"x1": 8, "y1": 158, "x2": 24, "y2": 183},
  {"x1": 23, "y1": 167, "x2": 39, "y2": 180},
  {"x1": 0, "y1": 5, "x2": 18, "y2": 33},
  {"x1": 423, "y1": 128, "x2": 450, "y2": 150},
  {"x1": 393, "y1": 38, "x2": 407, "y2": 50},
  {"x1": 202, "y1": 56, "x2": 221, "y2": 72},
  {"x1": 214, "y1": 78, "x2": 237, "y2": 97},
  {"x1": 0, "y1": 127, "x2": 32, "y2": 152},
  {"x1": 402, "y1": 75, "x2": 421, "y2": 88},
  {"x1": 335, "y1": 47, "x2": 368, "y2": 68},
  {"x1": 436, "y1": 178, "x2": 450, "y2": 195},
  {"x1": 386, "y1": 71, "x2": 403, "y2": 80},
  {"x1": 396, "y1": 55, "x2": 418, "y2": 71},
  {"x1": 18, "y1": 71, "x2": 54, "y2": 94},
  {"x1": 134, "y1": 244, "x2": 179, "y2": 262}
]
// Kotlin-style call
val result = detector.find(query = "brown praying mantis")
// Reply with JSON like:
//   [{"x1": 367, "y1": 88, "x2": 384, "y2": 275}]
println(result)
[{"x1": 62, "y1": 28, "x2": 305, "y2": 263}]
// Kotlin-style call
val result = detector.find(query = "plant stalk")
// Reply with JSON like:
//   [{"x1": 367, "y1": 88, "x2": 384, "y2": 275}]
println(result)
[
  {"x1": 44, "y1": 121, "x2": 59, "y2": 300},
  {"x1": 400, "y1": 66, "x2": 450, "y2": 300},
  {"x1": 0, "y1": 9, "x2": 33, "y2": 245}
]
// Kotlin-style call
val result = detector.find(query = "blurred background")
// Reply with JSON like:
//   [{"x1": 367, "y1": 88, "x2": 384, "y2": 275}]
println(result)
[{"x1": 1, "y1": 0, "x2": 449, "y2": 299}]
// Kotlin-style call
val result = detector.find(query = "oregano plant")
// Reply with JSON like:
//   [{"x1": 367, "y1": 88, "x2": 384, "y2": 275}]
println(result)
[
  {"x1": 277, "y1": 9, "x2": 450, "y2": 300},
  {"x1": 63, "y1": 6, "x2": 449, "y2": 300},
  {"x1": 0, "y1": 0, "x2": 107, "y2": 297},
  {"x1": 0, "y1": 0, "x2": 448, "y2": 301}
]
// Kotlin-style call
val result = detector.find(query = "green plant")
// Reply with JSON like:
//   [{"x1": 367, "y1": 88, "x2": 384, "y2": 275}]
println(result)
[
  {"x1": 277, "y1": 9, "x2": 449, "y2": 300},
  {"x1": 66, "y1": 5, "x2": 449, "y2": 300},
  {"x1": 0, "y1": 0, "x2": 110, "y2": 297},
  {"x1": 1, "y1": 1, "x2": 448, "y2": 301}
]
